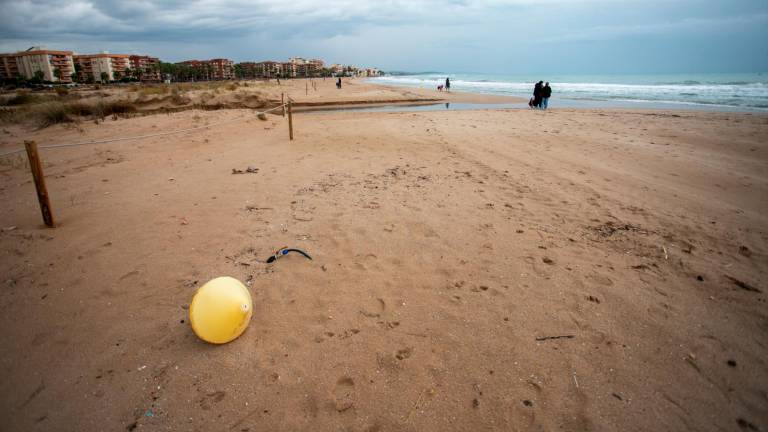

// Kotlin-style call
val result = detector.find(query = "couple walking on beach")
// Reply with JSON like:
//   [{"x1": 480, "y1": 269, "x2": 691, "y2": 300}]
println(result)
[{"x1": 530, "y1": 81, "x2": 552, "y2": 109}]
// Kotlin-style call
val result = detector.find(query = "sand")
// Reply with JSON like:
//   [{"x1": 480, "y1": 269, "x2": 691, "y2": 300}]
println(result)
[
  {"x1": 260, "y1": 78, "x2": 523, "y2": 106},
  {"x1": 0, "y1": 78, "x2": 522, "y2": 125},
  {"x1": 0, "y1": 83, "x2": 766, "y2": 431}
]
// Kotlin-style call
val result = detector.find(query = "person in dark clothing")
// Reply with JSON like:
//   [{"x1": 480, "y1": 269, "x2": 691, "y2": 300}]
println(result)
[
  {"x1": 445, "y1": 77, "x2": 450, "y2": 92},
  {"x1": 533, "y1": 81, "x2": 543, "y2": 108},
  {"x1": 337, "y1": 77, "x2": 342, "y2": 89},
  {"x1": 541, "y1": 82, "x2": 552, "y2": 110}
]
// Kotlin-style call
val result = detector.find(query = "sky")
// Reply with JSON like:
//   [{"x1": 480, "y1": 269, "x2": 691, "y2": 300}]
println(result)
[{"x1": 0, "y1": 0, "x2": 766, "y2": 74}]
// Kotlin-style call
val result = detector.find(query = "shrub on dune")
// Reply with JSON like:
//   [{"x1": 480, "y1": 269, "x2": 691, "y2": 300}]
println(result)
[
  {"x1": 66, "y1": 101, "x2": 96, "y2": 117},
  {"x1": 170, "y1": 89, "x2": 190, "y2": 105},
  {"x1": 4, "y1": 91, "x2": 46, "y2": 106},
  {"x1": 33, "y1": 102, "x2": 74, "y2": 128},
  {"x1": 101, "y1": 99, "x2": 137, "y2": 115},
  {"x1": 139, "y1": 85, "x2": 171, "y2": 96}
]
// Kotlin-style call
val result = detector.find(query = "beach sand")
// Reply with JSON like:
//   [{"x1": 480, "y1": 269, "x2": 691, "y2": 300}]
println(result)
[
  {"x1": 0, "y1": 86, "x2": 766, "y2": 431},
  {"x1": 254, "y1": 77, "x2": 523, "y2": 106},
  {"x1": 0, "y1": 78, "x2": 521, "y2": 119}
]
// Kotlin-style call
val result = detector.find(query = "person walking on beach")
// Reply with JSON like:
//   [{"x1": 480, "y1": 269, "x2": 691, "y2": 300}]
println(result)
[
  {"x1": 541, "y1": 82, "x2": 552, "y2": 110},
  {"x1": 533, "y1": 81, "x2": 543, "y2": 109},
  {"x1": 337, "y1": 77, "x2": 342, "y2": 89},
  {"x1": 445, "y1": 77, "x2": 451, "y2": 92}
]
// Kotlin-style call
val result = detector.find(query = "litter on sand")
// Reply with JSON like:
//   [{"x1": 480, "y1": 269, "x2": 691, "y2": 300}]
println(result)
[
  {"x1": 232, "y1": 166, "x2": 259, "y2": 174},
  {"x1": 266, "y1": 247, "x2": 313, "y2": 263},
  {"x1": 189, "y1": 277, "x2": 253, "y2": 344}
]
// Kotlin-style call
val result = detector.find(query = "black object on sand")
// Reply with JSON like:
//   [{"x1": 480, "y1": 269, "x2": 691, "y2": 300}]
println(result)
[{"x1": 266, "y1": 247, "x2": 313, "y2": 263}]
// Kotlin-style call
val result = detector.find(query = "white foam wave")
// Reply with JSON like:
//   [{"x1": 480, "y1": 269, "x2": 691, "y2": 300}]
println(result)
[{"x1": 370, "y1": 75, "x2": 768, "y2": 110}]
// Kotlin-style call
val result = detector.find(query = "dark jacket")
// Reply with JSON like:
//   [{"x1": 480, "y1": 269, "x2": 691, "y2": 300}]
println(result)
[
  {"x1": 542, "y1": 85, "x2": 552, "y2": 98},
  {"x1": 533, "y1": 82, "x2": 542, "y2": 97}
]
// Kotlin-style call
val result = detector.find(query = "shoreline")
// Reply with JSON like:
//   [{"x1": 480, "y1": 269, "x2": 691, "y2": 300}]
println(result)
[{"x1": 366, "y1": 78, "x2": 767, "y2": 114}]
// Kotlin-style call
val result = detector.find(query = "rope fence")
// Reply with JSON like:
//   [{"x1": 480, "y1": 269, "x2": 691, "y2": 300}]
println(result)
[{"x1": 3, "y1": 100, "x2": 295, "y2": 227}]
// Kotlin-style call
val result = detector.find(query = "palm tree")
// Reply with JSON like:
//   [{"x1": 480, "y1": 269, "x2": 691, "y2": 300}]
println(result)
[{"x1": 100, "y1": 72, "x2": 109, "y2": 83}]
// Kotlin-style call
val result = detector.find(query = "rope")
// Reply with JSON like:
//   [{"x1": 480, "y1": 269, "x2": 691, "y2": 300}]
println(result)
[{"x1": 0, "y1": 104, "x2": 287, "y2": 157}]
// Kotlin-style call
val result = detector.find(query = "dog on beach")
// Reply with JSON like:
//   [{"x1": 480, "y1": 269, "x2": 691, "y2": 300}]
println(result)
[{"x1": 437, "y1": 85, "x2": 444, "y2": 91}]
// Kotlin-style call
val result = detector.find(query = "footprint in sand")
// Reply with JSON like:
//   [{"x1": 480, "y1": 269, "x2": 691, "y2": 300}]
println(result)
[
  {"x1": 198, "y1": 391, "x2": 225, "y2": 410},
  {"x1": 395, "y1": 347, "x2": 413, "y2": 360},
  {"x1": 586, "y1": 272, "x2": 613, "y2": 286},
  {"x1": 333, "y1": 377, "x2": 355, "y2": 412}
]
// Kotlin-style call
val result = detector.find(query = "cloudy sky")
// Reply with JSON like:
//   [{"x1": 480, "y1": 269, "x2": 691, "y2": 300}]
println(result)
[{"x1": 0, "y1": 0, "x2": 766, "y2": 74}]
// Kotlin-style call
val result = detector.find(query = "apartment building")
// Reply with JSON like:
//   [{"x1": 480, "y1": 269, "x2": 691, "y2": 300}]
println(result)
[
  {"x1": 307, "y1": 59, "x2": 324, "y2": 76},
  {"x1": 235, "y1": 62, "x2": 257, "y2": 79},
  {"x1": 208, "y1": 58, "x2": 234, "y2": 80},
  {"x1": 357, "y1": 68, "x2": 381, "y2": 77},
  {"x1": 0, "y1": 47, "x2": 75, "y2": 82},
  {"x1": 74, "y1": 53, "x2": 131, "y2": 82},
  {"x1": 329, "y1": 64, "x2": 345, "y2": 75},
  {"x1": 0, "y1": 54, "x2": 20, "y2": 81},
  {"x1": 129, "y1": 55, "x2": 160, "y2": 81},
  {"x1": 253, "y1": 61, "x2": 282, "y2": 78},
  {"x1": 279, "y1": 61, "x2": 296, "y2": 78},
  {"x1": 290, "y1": 57, "x2": 308, "y2": 77},
  {"x1": 178, "y1": 58, "x2": 234, "y2": 80},
  {"x1": 287, "y1": 57, "x2": 324, "y2": 77}
]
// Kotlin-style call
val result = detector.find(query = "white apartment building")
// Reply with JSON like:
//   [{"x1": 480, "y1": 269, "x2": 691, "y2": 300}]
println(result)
[
  {"x1": 0, "y1": 47, "x2": 75, "y2": 82},
  {"x1": 74, "y1": 52, "x2": 131, "y2": 82}
]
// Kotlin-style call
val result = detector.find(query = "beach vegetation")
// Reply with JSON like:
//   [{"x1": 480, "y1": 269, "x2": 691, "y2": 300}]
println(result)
[
  {"x1": 0, "y1": 98, "x2": 138, "y2": 128},
  {"x1": 3, "y1": 91, "x2": 44, "y2": 106},
  {"x1": 139, "y1": 85, "x2": 171, "y2": 96},
  {"x1": 170, "y1": 88, "x2": 190, "y2": 105},
  {"x1": 33, "y1": 102, "x2": 74, "y2": 128}
]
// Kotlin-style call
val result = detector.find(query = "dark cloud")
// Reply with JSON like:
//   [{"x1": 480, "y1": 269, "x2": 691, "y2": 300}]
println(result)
[{"x1": 0, "y1": 0, "x2": 766, "y2": 72}]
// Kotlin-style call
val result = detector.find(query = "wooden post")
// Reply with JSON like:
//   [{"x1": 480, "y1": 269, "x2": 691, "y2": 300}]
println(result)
[
  {"x1": 281, "y1": 93, "x2": 285, "y2": 117},
  {"x1": 287, "y1": 100, "x2": 294, "y2": 141},
  {"x1": 305, "y1": 81, "x2": 308, "y2": 96},
  {"x1": 24, "y1": 140, "x2": 55, "y2": 227}
]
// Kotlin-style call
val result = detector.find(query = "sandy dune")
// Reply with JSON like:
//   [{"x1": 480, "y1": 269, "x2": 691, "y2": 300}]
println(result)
[
  {"x1": 0, "y1": 102, "x2": 766, "y2": 431},
  {"x1": 0, "y1": 79, "x2": 522, "y2": 130}
]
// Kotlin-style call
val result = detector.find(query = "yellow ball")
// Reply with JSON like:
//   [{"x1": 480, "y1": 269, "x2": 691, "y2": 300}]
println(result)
[{"x1": 189, "y1": 277, "x2": 253, "y2": 344}]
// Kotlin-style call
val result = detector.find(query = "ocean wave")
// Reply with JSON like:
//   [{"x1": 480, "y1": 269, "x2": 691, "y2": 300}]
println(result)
[{"x1": 369, "y1": 74, "x2": 768, "y2": 111}]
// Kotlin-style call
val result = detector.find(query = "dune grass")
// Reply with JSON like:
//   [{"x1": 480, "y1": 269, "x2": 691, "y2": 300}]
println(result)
[
  {"x1": 2, "y1": 91, "x2": 54, "y2": 106},
  {"x1": 0, "y1": 99, "x2": 139, "y2": 128}
]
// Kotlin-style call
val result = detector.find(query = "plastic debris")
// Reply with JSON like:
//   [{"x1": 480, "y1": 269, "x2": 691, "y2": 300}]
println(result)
[
  {"x1": 266, "y1": 247, "x2": 312, "y2": 263},
  {"x1": 189, "y1": 277, "x2": 253, "y2": 344}
]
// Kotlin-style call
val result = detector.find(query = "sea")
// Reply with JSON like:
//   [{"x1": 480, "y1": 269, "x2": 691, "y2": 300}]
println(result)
[{"x1": 368, "y1": 73, "x2": 768, "y2": 112}]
